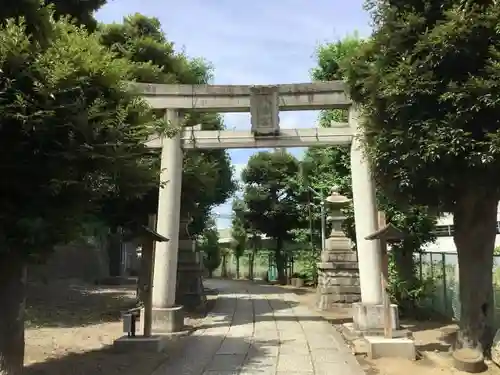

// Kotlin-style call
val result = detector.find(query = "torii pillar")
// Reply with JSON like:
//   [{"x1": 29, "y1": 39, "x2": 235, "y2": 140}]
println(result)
[
  {"x1": 150, "y1": 109, "x2": 184, "y2": 333},
  {"x1": 349, "y1": 106, "x2": 399, "y2": 332}
]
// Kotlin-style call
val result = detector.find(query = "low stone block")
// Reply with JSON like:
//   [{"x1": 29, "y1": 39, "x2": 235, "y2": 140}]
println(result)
[
  {"x1": 139, "y1": 305, "x2": 184, "y2": 334},
  {"x1": 365, "y1": 336, "x2": 416, "y2": 360},
  {"x1": 352, "y1": 302, "x2": 399, "y2": 331},
  {"x1": 112, "y1": 335, "x2": 169, "y2": 353}
]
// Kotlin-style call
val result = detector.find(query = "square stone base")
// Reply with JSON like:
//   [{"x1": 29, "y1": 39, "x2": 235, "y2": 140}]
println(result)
[
  {"x1": 352, "y1": 302, "x2": 399, "y2": 331},
  {"x1": 113, "y1": 335, "x2": 169, "y2": 353},
  {"x1": 366, "y1": 336, "x2": 416, "y2": 360},
  {"x1": 139, "y1": 306, "x2": 184, "y2": 334}
]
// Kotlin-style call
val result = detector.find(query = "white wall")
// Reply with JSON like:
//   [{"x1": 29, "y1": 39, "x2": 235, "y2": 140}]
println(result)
[{"x1": 425, "y1": 203, "x2": 500, "y2": 253}]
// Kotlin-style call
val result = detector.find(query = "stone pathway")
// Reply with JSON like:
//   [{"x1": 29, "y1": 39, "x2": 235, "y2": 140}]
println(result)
[{"x1": 152, "y1": 279, "x2": 365, "y2": 375}]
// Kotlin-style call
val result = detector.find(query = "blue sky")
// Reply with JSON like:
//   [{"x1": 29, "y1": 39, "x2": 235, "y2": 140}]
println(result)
[{"x1": 96, "y1": 0, "x2": 371, "y2": 228}]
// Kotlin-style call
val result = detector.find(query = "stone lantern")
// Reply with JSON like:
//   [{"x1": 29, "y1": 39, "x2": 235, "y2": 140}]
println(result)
[
  {"x1": 316, "y1": 187, "x2": 361, "y2": 310},
  {"x1": 322, "y1": 189, "x2": 352, "y2": 258}
]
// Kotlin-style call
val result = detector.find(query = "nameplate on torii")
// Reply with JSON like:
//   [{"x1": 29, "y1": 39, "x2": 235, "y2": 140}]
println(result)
[{"x1": 250, "y1": 85, "x2": 280, "y2": 136}]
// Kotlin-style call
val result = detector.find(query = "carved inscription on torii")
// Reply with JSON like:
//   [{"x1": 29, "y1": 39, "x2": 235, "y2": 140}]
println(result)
[{"x1": 250, "y1": 85, "x2": 280, "y2": 136}]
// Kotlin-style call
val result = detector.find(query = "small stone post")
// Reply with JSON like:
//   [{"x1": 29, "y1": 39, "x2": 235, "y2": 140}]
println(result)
[
  {"x1": 364, "y1": 211, "x2": 405, "y2": 337},
  {"x1": 142, "y1": 214, "x2": 157, "y2": 337}
]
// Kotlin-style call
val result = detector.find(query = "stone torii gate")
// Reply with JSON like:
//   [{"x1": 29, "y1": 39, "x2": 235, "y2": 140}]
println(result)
[{"x1": 136, "y1": 81, "x2": 387, "y2": 333}]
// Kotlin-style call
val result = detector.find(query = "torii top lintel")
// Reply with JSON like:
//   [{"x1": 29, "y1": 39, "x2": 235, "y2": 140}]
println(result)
[{"x1": 131, "y1": 80, "x2": 351, "y2": 112}]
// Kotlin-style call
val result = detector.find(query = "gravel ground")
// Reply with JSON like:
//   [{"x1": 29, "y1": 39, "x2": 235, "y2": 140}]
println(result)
[{"x1": 23, "y1": 280, "x2": 216, "y2": 375}]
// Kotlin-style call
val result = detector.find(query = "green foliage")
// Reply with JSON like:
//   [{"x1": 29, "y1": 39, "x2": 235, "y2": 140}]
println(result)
[
  {"x1": 343, "y1": 1, "x2": 500, "y2": 349},
  {"x1": 231, "y1": 197, "x2": 247, "y2": 259},
  {"x1": 387, "y1": 252, "x2": 435, "y2": 312},
  {"x1": 344, "y1": 2, "x2": 500, "y2": 211},
  {"x1": 311, "y1": 33, "x2": 367, "y2": 82},
  {"x1": 46, "y1": 0, "x2": 106, "y2": 30},
  {"x1": 304, "y1": 34, "x2": 437, "y2": 311},
  {"x1": 98, "y1": 14, "x2": 236, "y2": 235},
  {"x1": 199, "y1": 216, "x2": 221, "y2": 275},
  {"x1": 0, "y1": 0, "x2": 106, "y2": 43},
  {"x1": 242, "y1": 150, "x2": 306, "y2": 281},
  {"x1": 242, "y1": 150, "x2": 305, "y2": 242},
  {"x1": 0, "y1": 15, "x2": 158, "y2": 261},
  {"x1": 494, "y1": 246, "x2": 500, "y2": 256}
]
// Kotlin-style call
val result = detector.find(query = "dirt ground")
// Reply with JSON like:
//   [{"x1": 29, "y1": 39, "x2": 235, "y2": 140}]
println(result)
[
  {"x1": 23, "y1": 279, "x2": 214, "y2": 375},
  {"x1": 283, "y1": 284, "x2": 500, "y2": 375}
]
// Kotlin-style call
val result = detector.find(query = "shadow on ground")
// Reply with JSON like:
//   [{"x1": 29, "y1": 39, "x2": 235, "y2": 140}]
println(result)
[
  {"x1": 24, "y1": 334, "x2": 280, "y2": 375},
  {"x1": 25, "y1": 280, "x2": 137, "y2": 329},
  {"x1": 404, "y1": 319, "x2": 457, "y2": 353}
]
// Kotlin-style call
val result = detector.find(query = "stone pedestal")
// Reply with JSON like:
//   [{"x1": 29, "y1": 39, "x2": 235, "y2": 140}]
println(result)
[
  {"x1": 175, "y1": 221, "x2": 207, "y2": 312},
  {"x1": 352, "y1": 302, "x2": 399, "y2": 332},
  {"x1": 139, "y1": 305, "x2": 184, "y2": 334},
  {"x1": 316, "y1": 235, "x2": 361, "y2": 310}
]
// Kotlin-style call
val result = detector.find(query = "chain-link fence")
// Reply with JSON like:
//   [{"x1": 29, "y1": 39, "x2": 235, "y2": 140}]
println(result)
[{"x1": 416, "y1": 251, "x2": 500, "y2": 327}]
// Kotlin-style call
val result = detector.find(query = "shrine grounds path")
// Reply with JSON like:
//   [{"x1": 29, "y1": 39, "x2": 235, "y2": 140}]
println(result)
[{"x1": 152, "y1": 279, "x2": 365, "y2": 375}]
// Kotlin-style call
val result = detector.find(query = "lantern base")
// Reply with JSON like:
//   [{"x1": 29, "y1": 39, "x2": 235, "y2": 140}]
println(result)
[{"x1": 316, "y1": 246, "x2": 361, "y2": 310}]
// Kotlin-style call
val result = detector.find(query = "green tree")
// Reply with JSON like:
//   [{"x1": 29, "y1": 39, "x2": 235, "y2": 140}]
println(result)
[
  {"x1": 98, "y1": 14, "x2": 236, "y2": 237},
  {"x1": 303, "y1": 35, "x2": 436, "y2": 314},
  {"x1": 242, "y1": 150, "x2": 305, "y2": 284},
  {"x1": 0, "y1": 15, "x2": 159, "y2": 374},
  {"x1": 344, "y1": 1, "x2": 500, "y2": 352},
  {"x1": 199, "y1": 216, "x2": 221, "y2": 278},
  {"x1": 231, "y1": 197, "x2": 247, "y2": 279},
  {"x1": 0, "y1": 0, "x2": 106, "y2": 42}
]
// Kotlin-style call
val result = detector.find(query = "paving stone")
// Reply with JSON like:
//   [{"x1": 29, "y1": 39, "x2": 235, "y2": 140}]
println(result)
[
  {"x1": 311, "y1": 348, "x2": 346, "y2": 363},
  {"x1": 217, "y1": 339, "x2": 251, "y2": 354},
  {"x1": 240, "y1": 363, "x2": 277, "y2": 374},
  {"x1": 306, "y1": 335, "x2": 342, "y2": 350},
  {"x1": 205, "y1": 354, "x2": 246, "y2": 371},
  {"x1": 280, "y1": 344, "x2": 310, "y2": 355},
  {"x1": 279, "y1": 333, "x2": 308, "y2": 341},
  {"x1": 153, "y1": 279, "x2": 366, "y2": 375},
  {"x1": 277, "y1": 354, "x2": 314, "y2": 372},
  {"x1": 314, "y1": 361, "x2": 365, "y2": 375},
  {"x1": 248, "y1": 343, "x2": 279, "y2": 357}
]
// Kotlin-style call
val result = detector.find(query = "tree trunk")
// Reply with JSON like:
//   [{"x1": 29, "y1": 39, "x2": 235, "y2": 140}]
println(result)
[
  {"x1": 249, "y1": 251, "x2": 255, "y2": 280},
  {"x1": 221, "y1": 254, "x2": 227, "y2": 278},
  {"x1": 275, "y1": 238, "x2": 286, "y2": 285},
  {"x1": 235, "y1": 256, "x2": 240, "y2": 279},
  {"x1": 0, "y1": 255, "x2": 26, "y2": 375},
  {"x1": 208, "y1": 269, "x2": 213, "y2": 278},
  {"x1": 454, "y1": 189, "x2": 498, "y2": 354},
  {"x1": 107, "y1": 227, "x2": 122, "y2": 277},
  {"x1": 393, "y1": 247, "x2": 418, "y2": 314}
]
